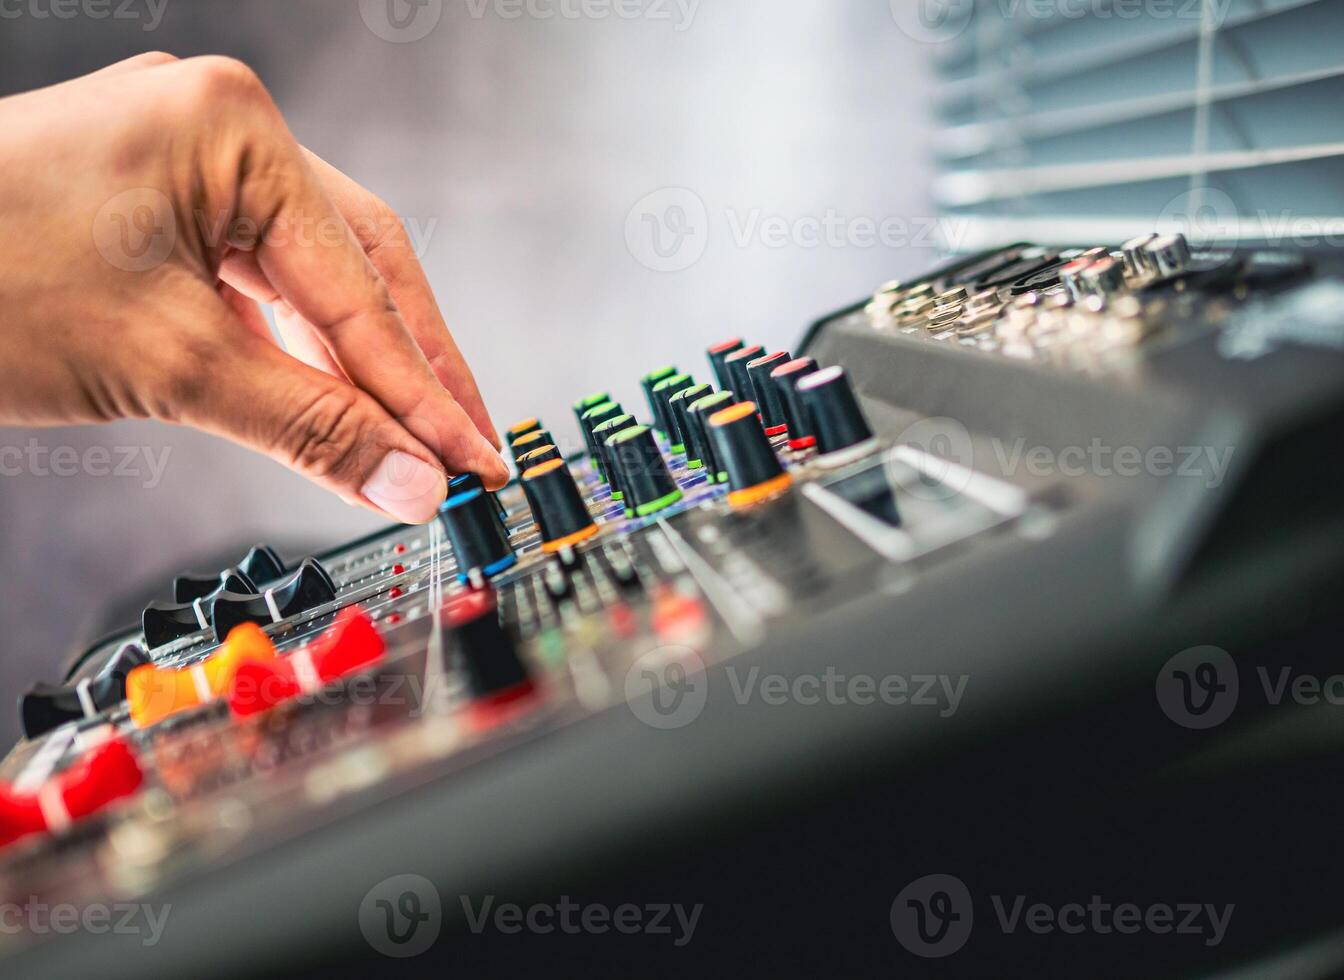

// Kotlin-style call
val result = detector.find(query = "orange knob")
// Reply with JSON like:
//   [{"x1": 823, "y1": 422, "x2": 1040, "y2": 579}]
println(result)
[{"x1": 127, "y1": 622, "x2": 276, "y2": 728}]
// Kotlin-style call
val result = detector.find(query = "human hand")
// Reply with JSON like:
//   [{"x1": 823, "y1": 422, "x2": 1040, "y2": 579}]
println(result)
[{"x1": 0, "y1": 52, "x2": 508, "y2": 524}]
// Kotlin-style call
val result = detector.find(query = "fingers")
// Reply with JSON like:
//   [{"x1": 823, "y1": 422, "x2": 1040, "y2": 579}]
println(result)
[
  {"x1": 166, "y1": 295, "x2": 452, "y2": 525},
  {"x1": 301, "y1": 149, "x2": 501, "y2": 450},
  {"x1": 171, "y1": 56, "x2": 508, "y2": 488}
]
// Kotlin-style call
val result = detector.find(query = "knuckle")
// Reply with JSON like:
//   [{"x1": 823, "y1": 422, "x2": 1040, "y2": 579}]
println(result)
[
  {"x1": 182, "y1": 56, "x2": 270, "y2": 108},
  {"x1": 133, "y1": 51, "x2": 179, "y2": 68},
  {"x1": 277, "y1": 386, "x2": 369, "y2": 481}
]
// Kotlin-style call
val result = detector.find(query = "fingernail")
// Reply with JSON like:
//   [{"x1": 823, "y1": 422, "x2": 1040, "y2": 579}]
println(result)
[
  {"x1": 361, "y1": 451, "x2": 447, "y2": 524},
  {"x1": 477, "y1": 439, "x2": 510, "y2": 489}
]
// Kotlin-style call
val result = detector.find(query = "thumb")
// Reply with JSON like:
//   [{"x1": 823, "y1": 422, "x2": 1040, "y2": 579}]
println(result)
[{"x1": 171, "y1": 319, "x2": 466, "y2": 525}]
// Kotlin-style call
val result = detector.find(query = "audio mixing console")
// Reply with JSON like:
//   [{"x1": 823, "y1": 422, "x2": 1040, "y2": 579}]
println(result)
[{"x1": 3, "y1": 236, "x2": 1344, "y2": 977}]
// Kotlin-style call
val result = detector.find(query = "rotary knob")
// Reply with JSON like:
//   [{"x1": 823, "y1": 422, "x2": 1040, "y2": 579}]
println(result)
[
  {"x1": 770, "y1": 356, "x2": 819, "y2": 450},
  {"x1": 668, "y1": 383, "x2": 714, "y2": 469},
  {"x1": 606, "y1": 424, "x2": 683, "y2": 518},
  {"x1": 746, "y1": 351, "x2": 792, "y2": 436},
  {"x1": 510, "y1": 428, "x2": 555, "y2": 467},
  {"x1": 1144, "y1": 232, "x2": 1192, "y2": 278},
  {"x1": 706, "y1": 338, "x2": 745, "y2": 391},
  {"x1": 517, "y1": 444, "x2": 563, "y2": 470},
  {"x1": 687, "y1": 390, "x2": 736, "y2": 483},
  {"x1": 211, "y1": 559, "x2": 338, "y2": 642},
  {"x1": 1121, "y1": 233, "x2": 1158, "y2": 278},
  {"x1": 20, "y1": 642, "x2": 151, "y2": 738},
  {"x1": 521, "y1": 458, "x2": 600, "y2": 553},
  {"x1": 652, "y1": 373, "x2": 695, "y2": 451},
  {"x1": 722, "y1": 344, "x2": 765, "y2": 402},
  {"x1": 580, "y1": 401, "x2": 623, "y2": 471},
  {"x1": 640, "y1": 366, "x2": 678, "y2": 435},
  {"x1": 707, "y1": 401, "x2": 792, "y2": 508},
  {"x1": 506, "y1": 418, "x2": 544, "y2": 447},
  {"x1": 796, "y1": 366, "x2": 878, "y2": 465},
  {"x1": 440, "y1": 487, "x2": 517, "y2": 582},
  {"x1": 572, "y1": 391, "x2": 611, "y2": 429},
  {"x1": 444, "y1": 590, "x2": 534, "y2": 708},
  {"x1": 592, "y1": 413, "x2": 639, "y2": 500}
]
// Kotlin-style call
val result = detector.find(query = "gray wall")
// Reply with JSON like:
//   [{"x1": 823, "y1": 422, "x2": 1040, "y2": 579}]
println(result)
[{"x1": 0, "y1": 0, "x2": 937, "y2": 740}]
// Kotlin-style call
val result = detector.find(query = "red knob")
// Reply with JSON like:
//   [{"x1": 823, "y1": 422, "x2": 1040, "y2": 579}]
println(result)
[{"x1": 0, "y1": 739, "x2": 143, "y2": 849}]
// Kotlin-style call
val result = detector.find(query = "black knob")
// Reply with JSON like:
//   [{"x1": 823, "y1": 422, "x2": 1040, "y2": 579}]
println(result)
[
  {"x1": 770, "y1": 356, "x2": 820, "y2": 450},
  {"x1": 20, "y1": 642, "x2": 150, "y2": 738},
  {"x1": 521, "y1": 458, "x2": 599, "y2": 553},
  {"x1": 746, "y1": 351, "x2": 792, "y2": 435},
  {"x1": 579, "y1": 402, "x2": 624, "y2": 474},
  {"x1": 593, "y1": 413, "x2": 639, "y2": 502},
  {"x1": 440, "y1": 487, "x2": 517, "y2": 582},
  {"x1": 506, "y1": 418, "x2": 544, "y2": 447},
  {"x1": 606, "y1": 424, "x2": 683, "y2": 518},
  {"x1": 510, "y1": 429, "x2": 555, "y2": 466},
  {"x1": 573, "y1": 391, "x2": 611, "y2": 431},
  {"x1": 640, "y1": 366, "x2": 678, "y2": 436},
  {"x1": 707, "y1": 401, "x2": 792, "y2": 507},
  {"x1": 797, "y1": 366, "x2": 877, "y2": 461},
  {"x1": 144, "y1": 569, "x2": 258, "y2": 648},
  {"x1": 706, "y1": 338, "x2": 745, "y2": 391},
  {"x1": 446, "y1": 473, "x2": 510, "y2": 524},
  {"x1": 174, "y1": 545, "x2": 282, "y2": 602},
  {"x1": 211, "y1": 558, "x2": 337, "y2": 642},
  {"x1": 517, "y1": 444, "x2": 563, "y2": 470},
  {"x1": 239, "y1": 544, "x2": 285, "y2": 585},
  {"x1": 652, "y1": 373, "x2": 695, "y2": 452},
  {"x1": 444, "y1": 590, "x2": 532, "y2": 702},
  {"x1": 723, "y1": 344, "x2": 765, "y2": 408},
  {"x1": 686, "y1": 390, "x2": 736, "y2": 483},
  {"x1": 668, "y1": 383, "x2": 713, "y2": 468}
]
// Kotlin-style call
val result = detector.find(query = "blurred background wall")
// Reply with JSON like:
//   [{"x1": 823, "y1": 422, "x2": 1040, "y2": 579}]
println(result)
[{"x1": 0, "y1": 0, "x2": 939, "y2": 739}]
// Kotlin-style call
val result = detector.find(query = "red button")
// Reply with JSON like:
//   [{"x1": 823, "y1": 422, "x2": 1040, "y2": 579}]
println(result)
[{"x1": 0, "y1": 740, "x2": 143, "y2": 849}]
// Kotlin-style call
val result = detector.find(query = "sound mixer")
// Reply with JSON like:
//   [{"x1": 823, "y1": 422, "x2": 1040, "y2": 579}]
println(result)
[
  {"x1": 144, "y1": 568, "x2": 259, "y2": 648},
  {"x1": 174, "y1": 544, "x2": 284, "y2": 602}
]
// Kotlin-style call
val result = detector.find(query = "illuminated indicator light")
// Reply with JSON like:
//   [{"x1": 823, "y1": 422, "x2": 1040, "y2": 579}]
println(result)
[
  {"x1": 393, "y1": 543, "x2": 407, "y2": 555},
  {"x1": 387, "y1": 613, "x2": 403, "y2": 625},
  {"x1": 389, "y1": 587, "x2": 403, "y2": 599},
  {"x1": 392, "y1": 563, "x2": 406, "y2": 575}
]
